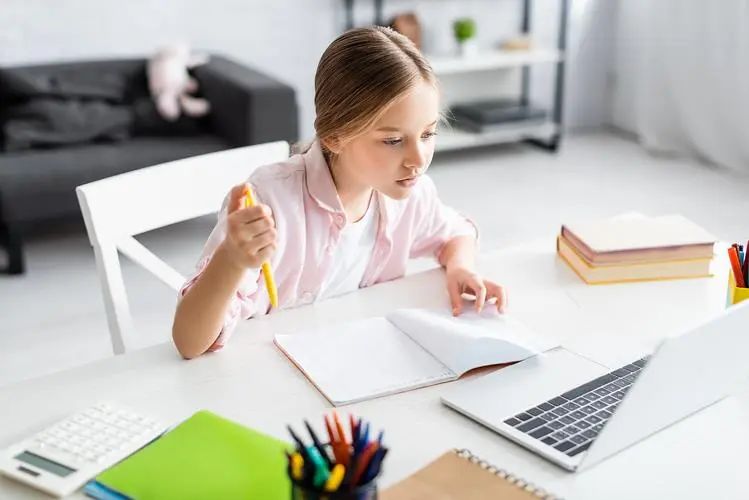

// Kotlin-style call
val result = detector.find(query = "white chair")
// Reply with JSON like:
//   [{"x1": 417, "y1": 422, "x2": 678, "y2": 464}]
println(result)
[{"x1": 77, "y1": 141, "x2": 290, "y2": 355}]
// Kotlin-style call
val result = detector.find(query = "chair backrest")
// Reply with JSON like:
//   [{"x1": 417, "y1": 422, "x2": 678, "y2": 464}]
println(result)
[{"x1": 77, "y1": 141, "x2": 290, "y2": 355}]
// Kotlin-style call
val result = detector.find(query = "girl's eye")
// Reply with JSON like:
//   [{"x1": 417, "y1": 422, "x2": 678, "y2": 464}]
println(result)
[{"x1": 383, "y1": 132, "x2": 437, "y2": 146}]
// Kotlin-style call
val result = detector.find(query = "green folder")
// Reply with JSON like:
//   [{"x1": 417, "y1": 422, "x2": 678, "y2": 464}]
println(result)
[{"x1": 95, "y1": 410, "x2": 292, "y2": 500}]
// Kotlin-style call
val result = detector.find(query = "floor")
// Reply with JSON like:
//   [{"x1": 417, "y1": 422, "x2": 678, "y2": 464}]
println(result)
[{"x1": 2, "y1": 131, "x2": 748, "y2": 388}]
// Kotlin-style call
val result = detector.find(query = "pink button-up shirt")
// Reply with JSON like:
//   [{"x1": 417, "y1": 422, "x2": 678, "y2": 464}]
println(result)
[{"x1": 180, "y1": 141, "x2": 477, "y2": 350}]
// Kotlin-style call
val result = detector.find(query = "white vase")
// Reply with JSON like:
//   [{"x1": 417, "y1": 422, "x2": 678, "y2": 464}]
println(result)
[{"x1": 458, "y1": 39, "x2": 478, "y2": 57}]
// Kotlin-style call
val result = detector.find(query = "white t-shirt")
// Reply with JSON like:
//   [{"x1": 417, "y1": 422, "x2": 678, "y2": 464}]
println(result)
[{"x1": 318, "y1": 196, "x2": 379, "y2": 300}]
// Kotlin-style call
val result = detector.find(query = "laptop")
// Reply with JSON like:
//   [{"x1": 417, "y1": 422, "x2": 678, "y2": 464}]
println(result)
[{"x1": 441, "y1": 300, "x2": 749, "y2": 471}]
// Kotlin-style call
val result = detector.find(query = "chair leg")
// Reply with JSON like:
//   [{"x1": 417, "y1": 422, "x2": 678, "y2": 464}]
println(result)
[{"x1": 1, "y1": 222, "x2": 25, "y2": 275}]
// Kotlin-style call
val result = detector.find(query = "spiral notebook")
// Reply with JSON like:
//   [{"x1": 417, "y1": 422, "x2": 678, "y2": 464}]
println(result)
[{"x1": 382, "y1": 449, "x2": 560, "y2": 500}]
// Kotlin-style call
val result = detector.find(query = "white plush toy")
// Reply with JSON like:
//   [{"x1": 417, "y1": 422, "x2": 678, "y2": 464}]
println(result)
[{"x1": 147, "y1": 43, "x2": 210, "y2": 121}]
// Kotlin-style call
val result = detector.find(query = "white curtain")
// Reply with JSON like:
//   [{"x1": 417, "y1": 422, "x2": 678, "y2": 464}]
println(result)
[{"x1": 615, "y1": 0, "x2": 749, "y2": 172}]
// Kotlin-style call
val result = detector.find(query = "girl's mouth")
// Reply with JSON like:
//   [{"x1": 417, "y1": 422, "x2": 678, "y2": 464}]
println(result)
[{"x1": 396, "y1": 176, "x2": 420, "y2": 187}]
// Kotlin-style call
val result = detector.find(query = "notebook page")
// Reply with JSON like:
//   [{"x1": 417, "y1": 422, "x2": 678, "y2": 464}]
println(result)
[
  {"x1": 387, "y1": 308, "x2": 559, "y2": 376},
  {"x1": 274, "y1": 317, "x2": 455, "y2": 406}
]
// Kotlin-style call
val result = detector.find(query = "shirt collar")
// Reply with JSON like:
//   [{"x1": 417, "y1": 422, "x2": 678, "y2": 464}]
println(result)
[
  {"x1": 303, "y1": 139, "x2": 394, "y2": 240},
  {"x1": 303, "y1": 140, "x2": 344, "y2": 213}
]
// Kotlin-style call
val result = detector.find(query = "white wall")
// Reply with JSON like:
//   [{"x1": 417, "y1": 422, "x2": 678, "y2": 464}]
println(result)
[
  {"x1": 0, "y1": 0, "x2": 616, "y2": 138},
  {"x1": 608, "y1": 0, "x2": 640, "y2": 133},
  {"x1": 565, "y1": 0, "x2": 618, "y2": 130}
]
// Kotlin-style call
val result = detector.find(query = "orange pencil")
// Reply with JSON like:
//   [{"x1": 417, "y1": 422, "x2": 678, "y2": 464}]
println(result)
[
  {"x1": 324, "y1": 414, "x2": 338, "y2": 445},
  {"x1": 351, "y1": 442, "x2": 380, "y2": 486},
  {"x1": 332, "y1": 412, "x2": 350, "y2": 465},
  {"x1": 728, "y1": 246, "x2": 746, "y2": 288}
]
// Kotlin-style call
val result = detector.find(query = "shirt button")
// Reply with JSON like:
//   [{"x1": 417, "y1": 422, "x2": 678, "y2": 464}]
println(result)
[
  {"x1": 335, "y1": 214, "x2": 345, "y2": 227},
  {"x1": 326, "y1": 244, "x2": 335, "y2": 255}
]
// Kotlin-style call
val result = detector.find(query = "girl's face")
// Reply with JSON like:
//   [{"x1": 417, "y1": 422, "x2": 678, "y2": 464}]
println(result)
[{"x1": 330, "y1": 80, "x2": 440, "y2": 200}]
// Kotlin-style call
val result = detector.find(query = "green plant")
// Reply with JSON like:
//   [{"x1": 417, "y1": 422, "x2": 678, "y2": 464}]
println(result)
[{"x1": 453, "y1": 18, "x2": 477, "y2": 43}]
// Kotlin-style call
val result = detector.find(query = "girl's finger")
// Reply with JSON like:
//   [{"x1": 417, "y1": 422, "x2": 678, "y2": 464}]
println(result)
[
  {"x1": 247, "y1": 229, "x2": 276, "y2": 252},
  {"x1": 237, "y1": 204, "x2": 273, "y2": 224},
  {"x1": 254, "y1": 242, "x2": 276, "y2": 262},
  {"x1": 466, "y1": 278, "x2": 487, "y2": 312},
  {"x1": 448, "y1": 278, "x2": 463, "y2": 316},
  {"x1": 240, "y1": 216, "x2": 274, "y2": 238},
  {"x1": 226, "y1": 183, "x2": 248, "y2": 214},
  {"x1": 489, "y1": 283, "x2": 507, "y2": 313}
]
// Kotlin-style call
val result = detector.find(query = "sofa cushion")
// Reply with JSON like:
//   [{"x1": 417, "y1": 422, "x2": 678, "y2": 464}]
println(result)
[
  {"x1": 0, "y1": 135, "x2": 229, "y2": 224},
  {"x1": 3, "y1": 98, "x2": 133, "y2": 152},
  {"x1": 0, "y1": 59, "x2": 148, "y2": 103}
]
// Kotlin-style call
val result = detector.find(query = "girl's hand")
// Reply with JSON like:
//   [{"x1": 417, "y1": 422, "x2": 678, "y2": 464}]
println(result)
[
  {"x1": 219, "y1": 183, "x2": 277, "y2": 270},
  {"x1": 446, "y1": 266, "x2": 507, "y2": 316}
]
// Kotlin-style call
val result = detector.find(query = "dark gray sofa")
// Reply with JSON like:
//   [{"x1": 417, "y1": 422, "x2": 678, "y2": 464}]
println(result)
[{"x1": 0, "y1": 55, "x2": 298, "y2": 274}]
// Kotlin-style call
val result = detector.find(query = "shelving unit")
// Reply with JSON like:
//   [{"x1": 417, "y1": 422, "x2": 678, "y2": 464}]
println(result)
[
  {"x1": 340, "y1": 0, "x2": 569, "y2": 153},
  {"x1": 428, "y1": 48, "x2": 562, "y2": 75}
]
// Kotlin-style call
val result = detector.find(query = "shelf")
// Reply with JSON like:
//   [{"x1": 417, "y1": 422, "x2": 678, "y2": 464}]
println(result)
[
  {"x1": 435, "y1": 120, "x2": 558, "y2": 152},
  {"x1": 428, "y1": 49, "x2": 562, "y2": 75}
]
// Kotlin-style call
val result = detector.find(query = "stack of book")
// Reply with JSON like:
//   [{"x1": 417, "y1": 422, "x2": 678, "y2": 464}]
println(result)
[{"x1": 557, "y1": 214, "x2": 716, "y2": 284}]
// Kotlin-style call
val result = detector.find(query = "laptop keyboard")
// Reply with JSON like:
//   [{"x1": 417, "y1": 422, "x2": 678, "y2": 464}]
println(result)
[{"x1": 503, "y1": 356, "x2": 650, "y2": 458}]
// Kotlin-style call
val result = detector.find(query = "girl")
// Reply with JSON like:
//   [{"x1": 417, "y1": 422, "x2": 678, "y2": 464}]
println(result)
[{"x1": 173, "y1": 26, "x2": 507, "y2": 359}]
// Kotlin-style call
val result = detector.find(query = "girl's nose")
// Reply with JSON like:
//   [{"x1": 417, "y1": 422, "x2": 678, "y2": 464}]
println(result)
[{"x1": 404, "y1": 141, "x2": 428, "y2": 170}]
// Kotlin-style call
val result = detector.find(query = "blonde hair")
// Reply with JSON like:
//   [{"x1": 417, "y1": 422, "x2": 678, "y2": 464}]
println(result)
[{"x1": 309, "y1": 26, "x2": 438, "y2": 157}]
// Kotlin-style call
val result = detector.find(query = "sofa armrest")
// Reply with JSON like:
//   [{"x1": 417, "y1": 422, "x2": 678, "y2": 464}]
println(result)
[{"x1": 194, "y1": 55, "x2": 298, "y2": 147}]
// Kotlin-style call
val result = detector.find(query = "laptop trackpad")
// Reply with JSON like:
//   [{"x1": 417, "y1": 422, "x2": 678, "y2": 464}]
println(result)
[{"x1": 442, "y1": 347, "x2": 610, "y2": 423}]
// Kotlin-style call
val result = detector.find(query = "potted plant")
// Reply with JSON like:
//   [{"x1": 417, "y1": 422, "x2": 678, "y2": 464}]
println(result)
[{"x1": 453, "y1": 17, "x2": 477, "y2": 57}]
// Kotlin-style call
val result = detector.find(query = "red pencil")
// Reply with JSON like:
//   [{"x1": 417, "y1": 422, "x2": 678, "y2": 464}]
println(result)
[
  {"x1": 728, "y1": 247, "x2": 746, "y2": 288},
  {"x1": 744, "y1": 240, "x2": 749, "y2": 285}
]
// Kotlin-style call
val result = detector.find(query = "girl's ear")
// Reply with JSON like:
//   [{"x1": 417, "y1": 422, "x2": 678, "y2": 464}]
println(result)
[{"x1": 321, "y1": 136, "x2": 343, "y2": 155}]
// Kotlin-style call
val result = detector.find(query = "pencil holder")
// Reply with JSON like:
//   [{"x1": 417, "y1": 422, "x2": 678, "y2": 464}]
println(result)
[
  {"x1": 727, "y1": 272, "x2": 749, "y2": 307},
  {"x1": 290, "y1": 478, "x2": 377, "y2": 500}
]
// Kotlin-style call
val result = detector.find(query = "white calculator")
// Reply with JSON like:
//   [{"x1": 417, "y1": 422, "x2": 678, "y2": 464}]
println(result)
[{"x1": 0, "y1": 402, "x2": 168, "y2": 498}]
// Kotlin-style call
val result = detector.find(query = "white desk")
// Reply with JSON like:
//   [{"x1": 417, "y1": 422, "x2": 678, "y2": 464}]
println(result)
[{"x1": 2, "y1": 238, "x2": 746, "y2": 499}]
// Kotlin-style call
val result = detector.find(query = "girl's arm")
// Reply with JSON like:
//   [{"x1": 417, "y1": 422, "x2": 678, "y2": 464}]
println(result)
[
  {"x1": 172, "y1": 184, "x2": 276, "y2": 359},
  {"x1": 172, "y1": 242, "x2": 248, "y2": 359},
  {"x1": 439, "y1": 235, "x2": 507, "y2": 316}
]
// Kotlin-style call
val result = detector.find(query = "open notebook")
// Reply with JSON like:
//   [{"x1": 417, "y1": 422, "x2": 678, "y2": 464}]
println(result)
[{"x1": 274, "y1": 308, "x2": 558, "y2": 406}]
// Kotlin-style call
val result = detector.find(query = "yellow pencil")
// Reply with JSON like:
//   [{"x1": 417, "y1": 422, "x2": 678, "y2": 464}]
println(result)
[
  {"x1": 324, "y1": 464, "x2": 345, "y2": 492},
  {"x1": 243, "y1": 185, "x2": 279, "y2": 308},
  {"x1": 290, "y1": 452, "x2": 304, "y2": 481}
]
